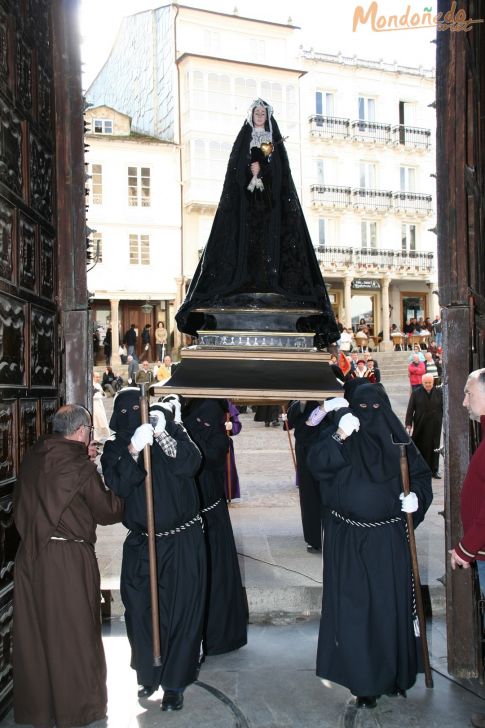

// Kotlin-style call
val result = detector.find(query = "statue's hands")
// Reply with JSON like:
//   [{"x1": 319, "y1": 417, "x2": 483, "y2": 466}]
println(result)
[{"x1": 250, "y1": 161, "x2": 261, "y2": 176}]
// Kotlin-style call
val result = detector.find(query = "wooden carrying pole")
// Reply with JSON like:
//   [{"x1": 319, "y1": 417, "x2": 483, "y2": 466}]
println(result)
[
  {"x1": 281, "y1": 404, "x2": 297, "y2": 471},
  {"x1": 226, "y1": 411, "x2": 232, "y2": 503},
  {"x1": 139, "y1": 383, "x2": 162, "y2": 667},
  {"x1": 396, "y1": 440, "x2": 433, "y2": 688}
]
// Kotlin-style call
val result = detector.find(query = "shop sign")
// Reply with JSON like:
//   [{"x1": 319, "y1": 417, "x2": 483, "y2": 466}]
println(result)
[{"x1": 351, "y1": 278, "x2": 381, "y2": 290}]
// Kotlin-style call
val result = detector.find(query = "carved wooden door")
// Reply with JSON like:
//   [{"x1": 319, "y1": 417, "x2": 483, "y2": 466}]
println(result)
[{"x1": 0, "y1": 0, "x2": 86, "y2": 716}]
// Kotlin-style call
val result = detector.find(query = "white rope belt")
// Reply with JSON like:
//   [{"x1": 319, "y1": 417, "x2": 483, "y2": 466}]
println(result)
[
  {"x1": 141, "y1": 513, "x2": 203, "y2": 538},
  {"x1": 200, "y1": 498, "x2": 223, "y2": 514},
  {"x1": 331, "y1": 510, "x2": 403, "y2": 528},
  {"x1": 50, "y1": 536, "x2": 85, "y2": 543}
]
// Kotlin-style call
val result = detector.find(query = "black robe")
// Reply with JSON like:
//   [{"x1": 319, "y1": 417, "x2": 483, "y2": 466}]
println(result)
[
  {"x1": 175, "y1": 106, "x2": 339, "y2": 348},
  {"x1": 287, "y1": 400, "x2": 325, "y2": 550},
  {"x1": 183, "y1": 399, "x2": 247, "y2": 656},
  {"x1": 307, "y1": 384, "x2": 433, "y2": 696},
  {"x1": 101, "y1": 419, "x2": 206, "y2": 690},
  {"x1": 405, "y1": 386, "x2": 443, "y2": 473}
]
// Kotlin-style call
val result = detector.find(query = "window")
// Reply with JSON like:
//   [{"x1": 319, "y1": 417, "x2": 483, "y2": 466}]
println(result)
[
  {"x1": 359, "y1": 162, "x2": 377, "y2": 188},
  {"x1": 400, "y1": 166, "x2": 416, "y2": 192},
  {"x1": 318, "y1": 218, "x2": 335, "y2": 246},
  {"x1": 358, "y1": 96, "x2": 375, "y2": 122},
  {"x1": 91, "y1": 163, "x2": 102, "y2": 205},
  {"x1": 401, "y1": 223, "x2": 417, "y2": 252},
  {"x1": 128, "y1": 167, "x2": 151, "y2": 207},
  {"x1": 361, "y1": 221, "x2": 377, "y2": 249},
  {"x1": 87, "y1": 231, "x2": 102, "y2": 263},
  {"x1": 93, "y1": 118, "x2": 113, "y2": 134},
  {"x1": 129, "y1": 234, "x2": 150, "y2": 265},
  {"x1": 316, "y1": 91, "x2": 334, "y2": 116}
]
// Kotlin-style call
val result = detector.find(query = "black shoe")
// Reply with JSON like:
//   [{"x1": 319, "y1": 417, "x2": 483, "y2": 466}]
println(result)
[
  {"x1": 432, "y1": 472, "x2": 441, "y2": 479},
  {"x1": 356, "y1": 696, "x2": 378, "y2": 709},
  {"x1": 386, "y1": 688, "x2": 407, "y2": 698},
  {"x1": 271, "y1": 420, "x2": 280, "y2": 427},
  {"x1": 306, "y1": 544, "x2": 321, "y2": 553},
  {"x1": 138, "y1": 685, "x2": 157, "y2": 698},
  {"x1": 161, "y1": 690, "x2": 184, "y2": 712},
  {"x1": 264, "y1": 422, "x2": 270, "y2": 427}
]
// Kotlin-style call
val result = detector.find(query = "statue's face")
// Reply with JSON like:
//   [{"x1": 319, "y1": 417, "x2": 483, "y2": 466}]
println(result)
[{"x1": 253, "y1": 105, "x2": 267, "y2": 128}]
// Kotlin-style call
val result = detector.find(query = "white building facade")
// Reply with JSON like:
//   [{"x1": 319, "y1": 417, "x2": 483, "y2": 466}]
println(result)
[
  {"x1": 86, "y1": 5, "x2": 437, "y2": 352},
  {"x1": 85, "y1": 105, "x2": 182, "y2": 363}
]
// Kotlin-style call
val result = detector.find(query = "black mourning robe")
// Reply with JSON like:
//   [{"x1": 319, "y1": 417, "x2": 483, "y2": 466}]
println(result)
[
  {"x1": 405, "y1": 386, "x2": 443, "y2": 474},
  {"x1": 307, "y1": 384, "x2": 433, "y2": 697},
  {"x1": 183, "y1": 400, "x2": 247, "y2": 656},
  {"x1": 287, "y1": 400, "x2": 326, "y2": 550},
  {"x1": 175, "y1": 106, "x2": 339, "y2": 348},
  {"x1": 13, "y1": 435, "x2": 123, "y2": 728},
  {"x1": 101, "y1": 419, "x2": 206, "y2": 689}
]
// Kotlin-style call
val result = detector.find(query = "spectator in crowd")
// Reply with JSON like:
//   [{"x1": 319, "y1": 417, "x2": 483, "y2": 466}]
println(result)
[
  {"x1": 408, "y1": 344, "x2": 425, "y2": 362},
  {"x1": 408, "y1": 353, "x2": 426, "y2": 391},
  {"x1": 155, "y1": 321, "x2": 168, "y2": 361},
  {"x1": 405, "y1": 373, "x2": 443, "y2": 478},
  {"x1": 424, "y1": 351, "x2": 440, "y2": 383},
  {"x1": 102, "y1": 366, "x2": 123, "y2": 396},
  {"x1": 365, "y1": 358, "x2": 380, "y2": 383},
  {"x1": 103, "y1": 326, "x2": 112, "y2": 366},
  {"x1": 136, "y1": 360, "x2": 153, "y2": 385},
  {"x1": 431, "y1": 314, "x2": 442, "y2": 348},
  {"x1": 339, "y1": 327, "x2": 353, "y2": 353},
  {"x1": 141, "y1": 324, "x2": 152, "y2": 361},
  {"x1": 124, "y1": 324, "x2": 137, "y2": 357},
  {"x1": 156, "y1": 354, "x2": 176, "y2": 383},
  {"x1": 127, "y1": 355, "x2": 139, "y2": 386},
  {"x1": 92, "y1": 372, "x2": 111, "y2": 442}
]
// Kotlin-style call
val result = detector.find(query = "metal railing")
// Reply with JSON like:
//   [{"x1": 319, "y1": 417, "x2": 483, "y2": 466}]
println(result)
[
  {"x1": 392, "y1": 191, "x2": 433, "y2": 214},
  {"x1": 308, "y1": 115, "x2": 432, "y2": 150},
  {"x1": 308, "y1": 115, "x2": 350, "y2": 139},
  {"x1": 391, "y1": 125, "x2": 432, "y2": 149},
  {"x1": 351, "y1": 120, "x2": 392, "y2": 144},
  {"x1": 310, "y1": 184, "x2": 351, "y2": 207},
  {"x1": 352, "y1": 188, "x2": 393, "y2": 211},
  {"x1": 314, "y1": 245, "x2": 435, "y2": 271}
]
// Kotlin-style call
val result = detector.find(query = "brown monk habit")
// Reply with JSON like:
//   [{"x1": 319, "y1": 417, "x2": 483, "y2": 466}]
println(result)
[{"x1": 13, "y1": 434, "x2": 123, "y2": 728}]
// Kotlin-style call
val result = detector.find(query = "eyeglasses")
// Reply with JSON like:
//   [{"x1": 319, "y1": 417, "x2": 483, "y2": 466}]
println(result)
[{"x1": 82, "y1": 425, "x2": 94, "y2": 438}]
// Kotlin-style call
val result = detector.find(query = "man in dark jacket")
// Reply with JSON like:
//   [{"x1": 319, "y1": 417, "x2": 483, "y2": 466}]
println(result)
[
  {"x1": 124, "y1": 323, "x2": 137, "y2": 357},
  {"x1": 405, "y1": 373, "x2": 443, "y2": 478},
  {"x1": 101, "y1": 389, "x2": 206, "y2": 712},
  {"x1": 13, "y1": 404, "x2": 123, "y2": 728}
]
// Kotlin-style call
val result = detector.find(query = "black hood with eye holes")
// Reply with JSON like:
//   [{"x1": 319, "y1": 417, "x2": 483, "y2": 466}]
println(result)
[{"x1": 109, "y1": 387, "x2": 142, "y2": 439}]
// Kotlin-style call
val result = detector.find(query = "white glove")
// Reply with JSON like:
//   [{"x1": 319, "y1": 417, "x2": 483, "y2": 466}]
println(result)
[
  {"x1": 172, "y1": 400, "x2": 182, "y2": 423},
  {"x1": 324, "y1": 397, "x2": 349, "y2": 412},
  {"x1": 150, "y1": 410, "x2": 166, "y2": 435},
  {"x1": 281, "y1": 413, "x2": 288, "y2": 422},
  {"x1": 130, "y1": 423, "x2": 153, "y2": 452},
  {"x1": 400, "y1": 492, "x2": 419, "y2": 513},
  {"x1": 338, "y1": 413, "x2": 360, "y2": 437},
  {"x1": 225, "y1": 420, "x2": 233, "y2": 431}
]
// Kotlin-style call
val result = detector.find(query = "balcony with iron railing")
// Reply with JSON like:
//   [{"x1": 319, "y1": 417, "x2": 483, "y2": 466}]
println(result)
[
  {"x1": 351, "y1": 120, "x2": 392, "y2": 144},
  {"x1": 309, "y1": 115, "x2": 432, "y2": 150},
  {"x1": 392, "y1": 191, "x2": 433, "y2": 215},
  {"x1": 314, "y1": 245, "x2": 435, "y2": 272},
  {"x1": 311, "y1": 186, "x2": 433, "y2": 216}
]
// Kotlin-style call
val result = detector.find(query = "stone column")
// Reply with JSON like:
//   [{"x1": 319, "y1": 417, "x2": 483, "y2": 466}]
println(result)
[
  {"x1": 110, "y1": 298, "x2": 121, "y2": 366},
  {"x1": 344, "y1": 275, "x2": 353, "y2": 328},
  {"x1": 380, "y1": 276, "x2": 393, "y2": 351},
  {"x1": 173, "y1": 277, "x2": 184, "y2": 354}
]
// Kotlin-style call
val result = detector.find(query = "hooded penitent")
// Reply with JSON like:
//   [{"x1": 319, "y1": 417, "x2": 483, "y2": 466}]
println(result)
[{"x1": 109, "y1": 387, "x2": 142, "y2": 440}]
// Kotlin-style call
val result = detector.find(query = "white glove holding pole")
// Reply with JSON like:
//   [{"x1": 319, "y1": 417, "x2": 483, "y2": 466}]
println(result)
[
  {"x1": 338, "y1": 413, "x2": 360, "y2": 437},
  {"x1": 400, "y1": 492, "x2": 419, "y2": 513},
  {"x1": 130, "y1": 423, "x2": 153, "y2": 452},
  {"x1": 225, "y1": 420, "x2": 233, "y2": 431},
  {"x1": 150, "y1": 410, "x2": 166, "y2": 435},
  {"x1": 323, "y1": 397, "x2": 349, "y2": 413}
]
